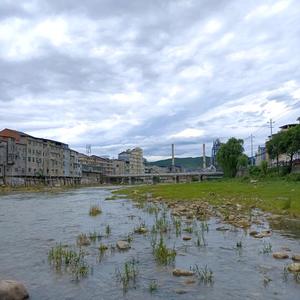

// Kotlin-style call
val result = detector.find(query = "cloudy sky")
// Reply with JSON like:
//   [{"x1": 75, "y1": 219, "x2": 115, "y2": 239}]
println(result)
[{"x1": 0, "y1": 0, "x2": 300, "y2": 160}]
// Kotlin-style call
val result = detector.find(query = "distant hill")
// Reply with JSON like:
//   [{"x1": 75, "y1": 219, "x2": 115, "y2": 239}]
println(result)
[{"x1": 147, "y1": 157, "x2": 211, "y2": 170}]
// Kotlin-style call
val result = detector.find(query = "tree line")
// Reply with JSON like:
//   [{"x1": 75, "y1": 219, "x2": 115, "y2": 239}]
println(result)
[{"x1": 216, "y1": 123, "x2": 300, "y2": 177}]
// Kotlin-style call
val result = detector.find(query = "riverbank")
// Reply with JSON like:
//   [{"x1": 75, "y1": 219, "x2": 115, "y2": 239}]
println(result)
[
  {"x1": 0, "y1": 183, "x2": 114, "y2": 195},
  {"x1": 115, "y1": 178, "x2": 300, "y2": 218}
]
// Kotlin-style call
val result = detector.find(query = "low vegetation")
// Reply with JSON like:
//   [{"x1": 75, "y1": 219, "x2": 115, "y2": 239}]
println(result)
[
  {"x1": 115, "y1": 179, "x2": 300, "y2": 217},
  {"x1": 153, "y1": 236, "x2": 176, "y2": 265},
  {"x1": 115, "y1": 258, "x2": 139, "y2": 293},
  {"x1": 192, "y1": 264, "x2": 214, "y2": 285},
  {"x1": 89, "y1": 204, "x2": 102, "y2": 216},
  {"x1": 48, "y1": 244, "x2": 89, "y2": 280}
]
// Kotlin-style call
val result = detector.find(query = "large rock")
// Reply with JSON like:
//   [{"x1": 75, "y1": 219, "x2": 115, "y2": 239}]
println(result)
[
  {"x1": 272, "y1": 252, "x2": 289, "y2": 259},
  {"x1": 0, "y1": 280, "x2": 29, "y2": 300},
  {"x1": 172, "y1": 269, "x2": 194, "y2": 277},
  {"x1": 292, "y1": 254, "x2": 300, "y2": 262},
  {"x1": 287, "y1": 263, "x2": 300, "y2": 272},
  {"x1": 116, "y1": 241, "x2": 131, "y2": 250}
]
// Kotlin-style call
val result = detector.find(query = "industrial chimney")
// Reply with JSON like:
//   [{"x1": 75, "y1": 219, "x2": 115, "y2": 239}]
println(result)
[
  {"x1": 202, "y1": 143, "x2": 206, "y2": 169},
  {"x1": 171, "y1": 144, "x2": 175, "y2": 172}
]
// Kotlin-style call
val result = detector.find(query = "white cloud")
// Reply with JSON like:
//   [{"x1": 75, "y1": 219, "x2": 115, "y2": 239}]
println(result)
[
  {"x1": 170, "y1": 128, "x2": 205, "y2": 139},
  {"x1": 245, "y1": 0, "x2": 292, "y2": 21},
  {"x1": 180, "y1": 63, "x2": 213, "y2": 79}
]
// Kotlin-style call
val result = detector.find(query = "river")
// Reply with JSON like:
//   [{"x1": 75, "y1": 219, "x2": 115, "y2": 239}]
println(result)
[{"x1": 0, "y1": 187, "x2": 299, "y2": 299}]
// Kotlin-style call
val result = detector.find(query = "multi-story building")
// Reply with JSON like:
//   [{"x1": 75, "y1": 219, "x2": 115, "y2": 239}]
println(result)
[
  {"x1": 78, "y1": 154, "x2": 113, "y2": 184},
  {"x1": 0, "y1": 128, "x2": 81, "y2": 185},
  {"x1": 118, "y1": 147, "x2": 144, "y2": 174},
  {"x1": 255, "y1": 146, "x2": 266, "y2": 166},
  {"x1": 112, "y1": 159, "x2": 127, "y2": 175}
]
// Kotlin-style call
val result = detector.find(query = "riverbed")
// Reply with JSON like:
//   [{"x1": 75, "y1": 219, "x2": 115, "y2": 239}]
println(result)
[{"x1": 0, "y1": 187, "x2": 299, "y2": 299}]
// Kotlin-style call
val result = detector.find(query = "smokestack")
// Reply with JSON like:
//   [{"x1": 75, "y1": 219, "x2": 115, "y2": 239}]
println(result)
[
  {"x1": 171, "y1": 144, "x2": 175, "y2": 171},
  {"x1": 203, "y1": 143, "x2": 206, "y2": 169}
]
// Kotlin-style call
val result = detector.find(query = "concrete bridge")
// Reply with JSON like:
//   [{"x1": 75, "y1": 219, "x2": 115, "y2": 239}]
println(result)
[{"x1": 107, "y1": 171, "x2": 223, "y2": 185}]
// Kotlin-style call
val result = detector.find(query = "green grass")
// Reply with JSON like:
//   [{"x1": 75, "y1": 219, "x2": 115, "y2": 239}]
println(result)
[{"x1": 114, "y1": 178, "x2": 300, "y2": 217}]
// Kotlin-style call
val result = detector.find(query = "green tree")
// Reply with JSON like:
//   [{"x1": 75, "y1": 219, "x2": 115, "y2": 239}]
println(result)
[
  {"x1": 284, "y1": 125, "x2": 300, "y2": 171},
  {"x1": 237, "y1": 153, "x2": 249, "y2": 168},
  {"x1": 216, "y1": 138, "x2": 244, "y2": 177},
  {"x1": 266, "y1": 131, "x2": 285, "y2": 172}
]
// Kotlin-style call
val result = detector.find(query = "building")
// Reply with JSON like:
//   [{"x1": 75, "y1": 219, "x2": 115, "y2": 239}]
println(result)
[
  {"x1": 78, "y1": 154, "x2": 113, "y2": 184},
  {"x1": 255, "y1": 146, "x2": 266, "y2": 166},
  {"x1": 118, "y1": 147, "x2": 144, "y2": 174},
  {"x1": 211, "y1": 139, "x2": 221, "y2": 168},
  {"x1": 112, "y1": 159, "x2": 127, "y2": 175},
  {"x1": 0, "y1": 128, "x2": 81, "y2": 185}
]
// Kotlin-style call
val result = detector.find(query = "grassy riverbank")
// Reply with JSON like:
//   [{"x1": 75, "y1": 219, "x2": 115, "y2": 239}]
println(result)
[{"x1": 115, "y1": 178, "x2": 300, "y2": 217}]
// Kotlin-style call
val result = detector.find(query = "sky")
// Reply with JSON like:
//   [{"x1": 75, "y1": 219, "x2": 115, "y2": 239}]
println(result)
[{"x1": 0, "y1": 0, "x2": 300, "y2": 161}]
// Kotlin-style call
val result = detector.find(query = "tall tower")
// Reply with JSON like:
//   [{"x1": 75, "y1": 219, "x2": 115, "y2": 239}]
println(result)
[{"x1": 171, "y1": 144, "x2": 175, "y2": 172}]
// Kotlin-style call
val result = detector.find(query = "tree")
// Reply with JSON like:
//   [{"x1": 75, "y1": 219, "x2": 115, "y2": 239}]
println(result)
[
  {"x1": 216, "y1": 138, "x2": 244, "y2": 177},
  {"x1": 266, "y1": 131, "x2": 285, "y2": 172},
  {"x1": 266, "y1": 125, "x2": 300, "y2": 173},
  {"x1": 284, "y1": 125, "x2": 300, "y2": 171}
]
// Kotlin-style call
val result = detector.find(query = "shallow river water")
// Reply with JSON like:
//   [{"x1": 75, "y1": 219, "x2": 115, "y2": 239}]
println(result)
[{"x1": 0, "y1": 187, "x2": 299, "y2": 299}]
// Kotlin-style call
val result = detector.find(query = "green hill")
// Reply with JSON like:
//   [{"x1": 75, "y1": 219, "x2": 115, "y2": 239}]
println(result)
[{"x1": 147, "y1": 157, "x2": 211, "y2": 170}]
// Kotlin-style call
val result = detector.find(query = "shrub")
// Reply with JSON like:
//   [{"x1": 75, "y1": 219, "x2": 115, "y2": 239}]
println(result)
[
  {"x1": 249, "y1": 166, "x2": 261, "y2": 177},
  {"x1": 260, "y1": 161, "x2": 268, "y2": 176}
]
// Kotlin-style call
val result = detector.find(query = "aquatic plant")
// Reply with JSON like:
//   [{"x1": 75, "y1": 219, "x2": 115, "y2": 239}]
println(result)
[
  {"x1": 192, "y1": 264, "x2": 214, "y2": 285},
  {"x1": 115, "y1": 258, "x2": 139, "y2": 293},
  {"x1": 105, "y1": 224, "x2": 111, "y2": 236},
  {"x1": 89, "y1": 204, "x2": 102, "y2": 216},
  {"x1": 195, "y1": 230, "x2": 207, "y2": 247},
  {"x1": 153, "y1": 236, "x2": 176, "y2": 265},
  {"x1": 125, "y1": 233, "x2": 133, "y2": 243},
  {"x1": 89, "y1": 231, "x2": 102, "y2": 242},
  {"x1": 236, "y1": 241, "x2": 243, "y2": 248},
  {"x1": 145, "y1": 204, "x2": 160, "y2": 215},
  {"x1": 260, "y1": 242, "x2": 272, "y2": 254},
  {"x1": 183, "y1": 227, "x2": 193, "y2": 234},
  {"x1": 134, "y1": 222, "x2": 148, "y2": 234},
  {"x1": 76, "y1": 233, "x2": 91, "y2": 246},
  {"x1": 172, "y1": 218, "x2": 181, "y2": 236},
  {"x1": 153, "y1": 216, "x2": 170, "y2": 234},
  {"x1": 200, "y1": 221, "x2": 209, "y2": 233},
  {"x1": 148, "y1": 280, "x2": 158, "y2": 293},
  {"x1": 48, "y1": 244, "x2": 89, "y2": 280}
]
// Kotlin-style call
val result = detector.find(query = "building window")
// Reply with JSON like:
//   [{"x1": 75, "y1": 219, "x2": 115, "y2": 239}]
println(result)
[
  {"x1": 28, "y1": 168, "x2": 31, "y2": 172},
  {"x1": 28, "y1": 157, "x2": 31, "y2": 162}
]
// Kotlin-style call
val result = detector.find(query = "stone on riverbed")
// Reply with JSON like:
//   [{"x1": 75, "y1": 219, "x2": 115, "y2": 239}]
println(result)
[
  {"x1": 253, "y1": 230, "x2": 272, "y2": 238},
  {"x1": 287, "y1": 263, "x2": 300, "y2": 272},
  {"x1": 172, "y1": 269, "x2": 194, "y2": 276},
  {"x1": 292, "y1": 254, "x2": 300, "y2": 262},
  {"x1": 0, "y1": 280, "x2": 29, "y2": 300},
  {"x1": 272, "y1": 252, "x2": 289, "y2": 259},
  {"x1": 116, "y1": 241, "x2": 131, "y2": 250},
  {"x1": 182, "y1": 236, "x2": 192, "y2": 241}
]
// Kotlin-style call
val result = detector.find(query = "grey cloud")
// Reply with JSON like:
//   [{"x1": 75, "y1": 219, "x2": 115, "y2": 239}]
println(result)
[{"x1": 0, "y1": 0, "x2": 300, "y2": 160}]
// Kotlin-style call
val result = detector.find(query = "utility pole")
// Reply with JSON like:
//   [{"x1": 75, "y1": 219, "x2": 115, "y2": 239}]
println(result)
[
  {"x1": 267, "y1": 119, "x2": 275, "y2": 138},
  {"x1": 250, "y1": 134, "x2": 254, "y2": 165}
]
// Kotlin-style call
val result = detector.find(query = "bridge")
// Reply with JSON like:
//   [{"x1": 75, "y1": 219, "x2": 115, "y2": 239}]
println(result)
[{"x1": 107, "y1": 171, "x2": 223, "y2": 185}]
